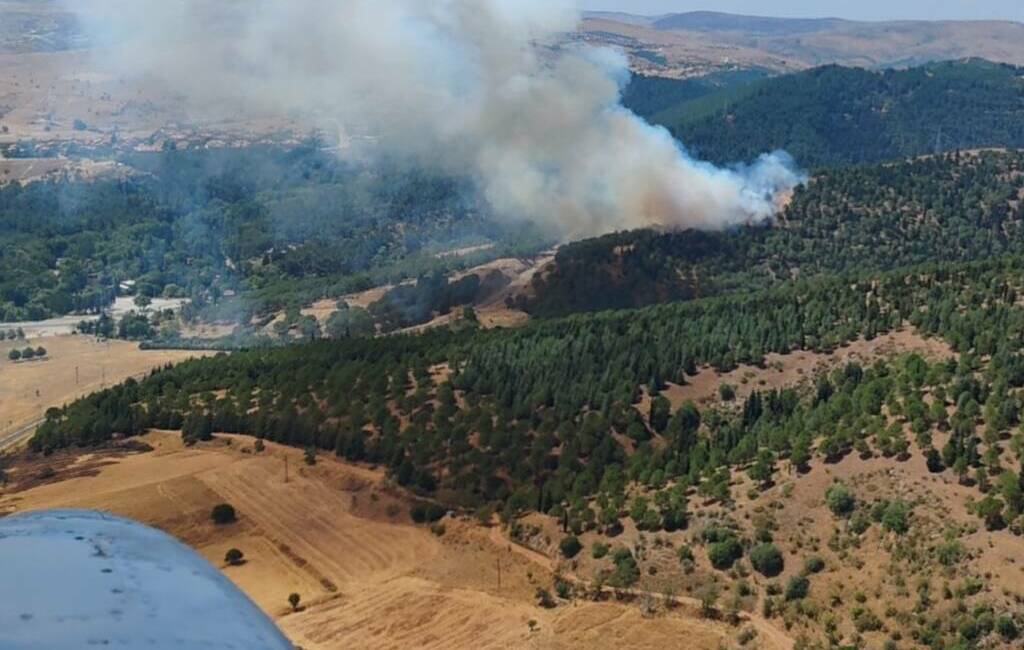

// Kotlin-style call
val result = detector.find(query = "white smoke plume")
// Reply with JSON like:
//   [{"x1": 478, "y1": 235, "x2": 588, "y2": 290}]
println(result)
[{"x1": 68, "y1": 0, "x2": 803, "y2": 237}]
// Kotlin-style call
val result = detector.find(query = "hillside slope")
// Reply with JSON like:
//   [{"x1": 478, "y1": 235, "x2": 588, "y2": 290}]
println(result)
[
  {"x1": 28, "y1": 252, "x2": 1024, "y2": 648},
  {"x1": 524, "y1": 150, "x2": 1024, "y2": 317}
]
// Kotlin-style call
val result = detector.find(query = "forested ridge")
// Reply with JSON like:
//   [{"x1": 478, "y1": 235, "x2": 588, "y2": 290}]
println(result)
[
  {"x1": 524, "y1": 150, "x2": 1024, "y2": 317},
  {"x1": 641, "y1": 59, "x2": 1024, "y2": 168},
  {"x1": 33, "y1": 253, "x2": 1024, "y2": 539},
  {"x1": 620, "y1": 68, "x2": 771, "y2": 121}
]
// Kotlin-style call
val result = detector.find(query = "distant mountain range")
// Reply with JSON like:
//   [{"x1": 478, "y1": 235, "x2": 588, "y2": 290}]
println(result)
[{"x1": 580, "y1": 10, "x2": 1024, "y2": 75}]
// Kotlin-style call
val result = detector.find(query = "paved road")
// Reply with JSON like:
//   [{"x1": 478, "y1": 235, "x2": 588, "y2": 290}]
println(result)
[
  {"x1": 0, "y1": 419, "x2": 42, "y2": 452},
  {"x1": 0, "y1": 366, "x2": 159, "y2": 454}
]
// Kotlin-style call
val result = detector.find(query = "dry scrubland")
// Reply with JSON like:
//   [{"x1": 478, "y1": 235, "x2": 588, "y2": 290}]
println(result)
[
  {"x1": 511, "y1": 443, "x2": 1024, "y2": 647},
  {"x1": 0, "y1": 433, "x2": 760, "y2": 650}
]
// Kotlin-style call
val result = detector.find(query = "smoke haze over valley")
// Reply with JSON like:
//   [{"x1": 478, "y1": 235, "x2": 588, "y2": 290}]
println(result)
[{"x1": 62, "y1": 0, "x2": 802, "y2": 238}]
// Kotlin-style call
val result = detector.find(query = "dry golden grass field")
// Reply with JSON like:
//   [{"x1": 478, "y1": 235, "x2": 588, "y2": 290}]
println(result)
[
  {"x1": 0, "y1": 432, "x2": 772, "y2": 650},
  {"x1": 0, "y1": 335, "x2": 210, "y2": 446}
]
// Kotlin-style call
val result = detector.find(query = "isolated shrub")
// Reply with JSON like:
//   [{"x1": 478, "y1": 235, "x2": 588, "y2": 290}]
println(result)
[
  {"x1": 853, "y1": 607, "x2": 883, "y2": 632},
  {"x1": 997, "y1": 615, "x2": 1019, "y2": 641},
  {"x1": 825, "y1": 482, "x2": 856, "y2": 517},
  {"x1": 737, "y1": 627, "x2": 757, "y2": 646},
  {"x1": 804, "y1": 555, "x2": 826, "y2": 574},
  {"x1": 719, "y1": 384, "x2": 737, "y2": 402},
  {"x1": 35, "y1": 346, "x2": 46, "y2": 358},
  {"x1": 849, "y1": 511, "x2": 871, "y2": 535},
  {"x1": 592, "y1": 542, "x2": 609, "y2": 559},
  {"x1": 749, "y1": 543, "x2": 784, "y2": 577},
  {"x1": 536, "y1": 587, "x2": 556, "y2": 608},
  {"x1": 958, "y1": 617, "x2": 980, "y2": 641},
  {"x1": 224, "y1": 548, "x2": 244, "y2": 566},
  {"x1": 211, "y1": 503, "x2": 237, "y2": 525},
  {"x1": 608, "y1": 548, "x2": 640, "y2": 588},
  {"x1": 870, "y1": 500, "x2": 888, "y2": 522},
  {"x1": 698, "y1": 583, "x2": 721, "y2": 618},
  {"x1": 410, "y1": 503, "x2": 446, "y2": 523},
  {"x1": 555, "y1": 579, "x2": 572, "y2": 600},
  {"x1": 677, "y1": 545, "x2": 695, "y2": 564},
  {"x1": 881, "y1": 500, "x2": 911, "y2": 535},
  {"x1": 700, "y1": 524, "x2": 735, "y2": 544},
  {"x1": 784, "y1": 575, "x2": 810, "y2": 601},
  {"x1": 559, "y1": 535, "x2": 582, "y2": 559},
  {"x1": 411, "y1": 505, "x2": 427, "y2": 523},
  {"x1": 975, "y1": 494, "x2": 1006, "y2": 531},
  {"x1": 936, "y1": 539, "x2": 966, "y2": 566},
  {"x1": 708, "y1": 537, "x2": 744, "y2": 570},
  {"x1": 7, "y1": 349, "x2": 20, "y2": 361},
  {"x1": 288, "y1": 592, "x2": 301, "y2": 611}
]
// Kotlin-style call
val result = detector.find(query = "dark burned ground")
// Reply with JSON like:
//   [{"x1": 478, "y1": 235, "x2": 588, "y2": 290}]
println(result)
[{"x1": 1, "y1": 439, "x2": 153, "y2": 497}]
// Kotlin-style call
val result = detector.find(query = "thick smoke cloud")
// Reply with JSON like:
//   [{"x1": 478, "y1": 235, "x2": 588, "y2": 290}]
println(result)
[{"x1": 68, "y1": 0, "x2": 802, "y2": 237}]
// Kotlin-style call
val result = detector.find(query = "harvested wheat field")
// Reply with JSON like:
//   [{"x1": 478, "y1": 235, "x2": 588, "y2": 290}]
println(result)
[
  {"x1": 0, "y1": 335, "x2": 210, "y2": 446},
  {"x1": 0, "y1": 431, "x2": 782, "y2": 649}
]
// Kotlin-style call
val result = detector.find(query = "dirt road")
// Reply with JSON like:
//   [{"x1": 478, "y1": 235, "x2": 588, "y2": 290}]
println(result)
[{"x1": 0, "y1": 418, "x2": 41, "y2": 452}]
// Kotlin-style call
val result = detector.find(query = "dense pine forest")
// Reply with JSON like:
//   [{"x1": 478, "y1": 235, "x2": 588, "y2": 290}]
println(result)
[
  {"x1": 636, "y1": 59, "x2": 1024, "y2": 168},
  {"x1": 621, "y1": 68, "x2": 771, "y2": 120},
  {"x1": 524, "y1": 150, "x2": 1024, "y2": 316}
]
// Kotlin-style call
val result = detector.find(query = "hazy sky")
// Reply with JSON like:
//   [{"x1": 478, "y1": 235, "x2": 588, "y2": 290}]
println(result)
[{"x1": 580, "y1": 1, "x2": 1024, "y2": 23}]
